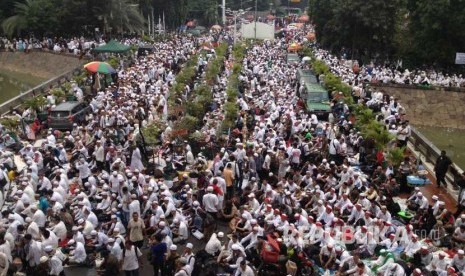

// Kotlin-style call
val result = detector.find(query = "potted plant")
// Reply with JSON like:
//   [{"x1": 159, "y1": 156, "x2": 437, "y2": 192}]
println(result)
[
  {"x1": 23, "y1": 96, "x2": 49, "y2": 122},
  {"x1": 387, "y1": 147, "x2": 405, "y2": 168},
  {"x1": 51, "y1": 88, "x2": 66, "y2": 103},
  {"x1": 0, "y1": 117, "x2": 20, "y2": 131}
]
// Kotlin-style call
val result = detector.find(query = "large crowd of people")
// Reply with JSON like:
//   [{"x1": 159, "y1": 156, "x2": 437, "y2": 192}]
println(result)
[{"x1": 0, "y1": 26, "x2": 464, "y2": 276}]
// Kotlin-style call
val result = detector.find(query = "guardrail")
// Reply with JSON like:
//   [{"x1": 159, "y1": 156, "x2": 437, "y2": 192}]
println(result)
[
  {"x1": 372, "y1": 82, "x2": 465, "y2": 93},
  {"x1": 0, "y1": 66, "x2": 83, "y2": 116},
  {"x1": 409, "y1": 126, "x2": 463, "y2": 188}
]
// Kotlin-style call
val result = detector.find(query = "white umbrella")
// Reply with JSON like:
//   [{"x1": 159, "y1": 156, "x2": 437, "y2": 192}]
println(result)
[{"x1": 302, "y1": 56, "x2": 311, "y2": 61}]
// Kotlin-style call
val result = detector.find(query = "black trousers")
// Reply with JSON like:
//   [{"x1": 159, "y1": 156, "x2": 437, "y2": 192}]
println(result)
[
  {"x1": 152, "y1": 262, "x2": 165, "y2": 276},
  {"x1": 133, "y1": 239, "x2": 144, "y2": 249},
  {"x1": 435, "y1": 171, "x2": 447, "y2": 187}
]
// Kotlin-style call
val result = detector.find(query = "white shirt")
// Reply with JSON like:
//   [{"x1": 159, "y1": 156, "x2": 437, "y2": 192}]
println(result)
[
  {"x1": 0, "y1": 252, "x2": 9, "y2": 276},
  {"x1": 317, "y1": 211, "x2": 335, "y2": 225},
  {"x1": 234, "y1": 265, "x2": 254, "y2": 276},
  {"x1": 26, "y1": 240, "x2": 42, "y2": 266},
  {"x1": 177, "y1": 221, "x2": 189, "y2": 240},
  {"x1": 50, "y1": 251, "x2": 66, "y2": 275},
  {"x1": 42, "y1": 232, "x2": 59, "y2": 249},
  {"x1": 32, "y1": 209, "x2": 46, "y2": 227},
  {"x1": 205, "y1": 234, "x2": 222, "y2": 255},
  {"x1": 202, "y1": 193, "x2": 219, "y2": 212},
  {"x1": 110, "y1": 243, "x2": 123, "y2": 261},
  {"x1": 0, "y1": 243, "x2": 12, "y2": 263},
  {"x1": 129, "y1": 200, "x2": 141, "y2": 217},
  {"x1": 122, "y1": 245, "x2": 142, "y2": 271},
  {"x1": 70, "y1": 242, "x2": 87, "y2": 263}
]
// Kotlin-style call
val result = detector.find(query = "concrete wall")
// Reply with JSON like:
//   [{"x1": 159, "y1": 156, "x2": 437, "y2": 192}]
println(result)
[
  {"x1": 0, "y1": 51, "x2": 86, "y2": 115},
  {"x1": 0, "y1": 51, "x2": 85, "y2": 79},
  {"x1": 376, "y1": 85, "x2": 465, "y2": 129}
]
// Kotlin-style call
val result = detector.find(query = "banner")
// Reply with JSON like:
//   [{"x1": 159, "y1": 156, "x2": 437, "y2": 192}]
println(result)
[{"x1": 455, "y1": 52, "x2": 465, "y2": 64}]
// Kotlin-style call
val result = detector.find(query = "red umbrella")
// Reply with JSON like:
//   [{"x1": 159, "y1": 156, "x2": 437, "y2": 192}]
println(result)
[{"x1": 298, "y1": 15, "x2": 309, "y2": 22}]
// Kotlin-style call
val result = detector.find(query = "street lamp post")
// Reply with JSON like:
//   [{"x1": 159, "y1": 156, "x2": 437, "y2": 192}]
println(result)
[
  {"x1": 234, "y1": 9, "x2": 244, "y2": 45},
  {"x1": 254, "y1": 0, "x2": 257, "y2": 39},
  {"x1": 228, "y1": 9, "x2": 245, "y2": 45},
  {"x1": 222, "y1": 0, "x2": 226, "y2": 26}
]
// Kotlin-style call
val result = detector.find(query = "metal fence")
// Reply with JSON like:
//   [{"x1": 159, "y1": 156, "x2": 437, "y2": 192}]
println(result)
[
  {"x1": 410, "y1": 126, "x2": 463, "y2": 187},
  {"x1": 0, "y1": 66, "x2": 83, "y2": 115},
  {"x1": 372, "y1": 82, "x2": 465, "y2": 93}
]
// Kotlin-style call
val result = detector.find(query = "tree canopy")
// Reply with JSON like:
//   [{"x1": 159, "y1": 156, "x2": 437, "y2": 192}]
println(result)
[
  {"x1": 1, "y1": 0, "x2": 146, "y2": 37},
  {"x1": 308, "y1": 0, "x2": 465, "y2": 67},
  {"x1": 0, "y1": 0, "x2": 278, "y2": 37}
]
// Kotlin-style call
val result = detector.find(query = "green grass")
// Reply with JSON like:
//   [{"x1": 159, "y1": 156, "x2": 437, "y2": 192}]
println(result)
[
  {"x1": 416, "y1": 126, "x2": 465, "y2": 170},
  {"x1": 0, "y1": 69, "x2": 47, "y2": 103}
]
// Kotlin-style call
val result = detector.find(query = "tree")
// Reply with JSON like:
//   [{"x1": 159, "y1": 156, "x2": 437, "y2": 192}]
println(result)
[
  {"x1": 2, "y1": 0, "x2": 34, "y2": 37},
  {"x1": 151, "y1": 0, "x2": 188, "y2": 29},
  {"x1": 187, "y1": 0, "x2": 219, "y2": 26},
  {"x1": 402, "y1": 0, "x2": 465, "y2": 66},
  {"x1": 95, "y1": 0, "x2": 146, "y2": 34},
  {"x1": 55, "y1": 0, "x2": 92, "y2": 36},
  {"x1": 308, "y1": 0, "x2": 402, "y2": 62}
]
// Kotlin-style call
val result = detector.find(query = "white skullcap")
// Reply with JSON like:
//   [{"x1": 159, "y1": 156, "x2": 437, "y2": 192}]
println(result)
[
  {"x1": 40, "y1": 256, "x2": 49, "y2": 263},
  {"x1": 186, "y1": 243, "x2": 193, "y2": 249}
]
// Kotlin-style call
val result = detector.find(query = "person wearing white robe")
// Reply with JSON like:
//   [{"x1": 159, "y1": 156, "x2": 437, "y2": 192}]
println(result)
[
  {"x1": 68, "y1": 240, "x2": 87, "y2": 264},
  {"x1": 130, "y1": 146, "x2": 144, "y2": 171},
  {"x1": 426, "y1": 252, "x2": 448, "y2": 276},
  {"x1": 50, "y1": 220, "x2": 67, "y2": 241},
  {"x1": 0, "y1": 252, "x2": 9, "y2": 276},
  {"x1": 378, "y1": 262, "x2": 405, "y2": 276},
  {"x1": 205, "y1": 232, "x2": 224, "y2": 255},
  {"x1": 45, "y1": 246, "x2": 65, "y2": 276}
]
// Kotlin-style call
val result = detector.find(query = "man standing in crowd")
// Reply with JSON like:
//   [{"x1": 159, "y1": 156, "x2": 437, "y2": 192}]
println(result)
[{"x1": 435, "y1": 150, "x2": 452, "y2": 188}]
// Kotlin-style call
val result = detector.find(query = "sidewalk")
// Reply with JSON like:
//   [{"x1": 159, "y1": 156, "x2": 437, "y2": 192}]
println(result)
[{"x1": 408, "y1": 144, "x2": 458, "y2": 213}]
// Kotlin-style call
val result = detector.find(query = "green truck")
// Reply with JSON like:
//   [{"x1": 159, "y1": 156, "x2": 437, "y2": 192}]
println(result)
[
  {"x1": 286, "y1": 53, "x2": 300, "y2": 64},
  {"x1": 296, "y1": 69, "x2": 331, "y2": 118}
]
